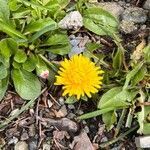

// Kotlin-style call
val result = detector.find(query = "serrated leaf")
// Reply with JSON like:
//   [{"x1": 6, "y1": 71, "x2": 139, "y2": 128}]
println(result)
[
  {"x1": 14, "y1": 50, "x2": 27, "y2": 63},
  {"x1": 0, "y1": 75, "x2": 9, "y2": 101},
  {"x1": 12, "y1": 69, "x2": 41, "y2": 100}
]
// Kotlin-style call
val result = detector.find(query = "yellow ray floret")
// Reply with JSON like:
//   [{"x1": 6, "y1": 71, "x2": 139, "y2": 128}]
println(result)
[{"x1": 55, "y1": 54, "x2": 104, "y2": 99}]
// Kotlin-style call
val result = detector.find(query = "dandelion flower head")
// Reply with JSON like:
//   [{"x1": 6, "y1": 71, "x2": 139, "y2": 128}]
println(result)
[{"x1": 55, "y1": 54, "x2": 104, "y2": 99}]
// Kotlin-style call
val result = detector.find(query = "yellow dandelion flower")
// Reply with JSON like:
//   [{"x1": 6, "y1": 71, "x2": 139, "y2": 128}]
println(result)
[{"x1": 55, "y1": 54, "x2": 104, "y2": 99}]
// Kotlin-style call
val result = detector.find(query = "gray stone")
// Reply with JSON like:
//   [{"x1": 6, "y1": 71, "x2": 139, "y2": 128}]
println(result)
[
  {"x1": 119, "y1": 20, "x2": 138, "y2": 34},
  {"x1": 135, "y1": 136, "x2": 150, "y2": 148},
  {"x1": 143, "y1": 0, "x2": 150, "y2": 10},
  {"x1": 121, "y1": 7, "x2": 148, "y2": 23},
  {"x1": 97, "y1": 2, "x2": 124, "y2": 19},
  {"x1": 58, "y1": 11, "x2": 83, "y2": 30}
]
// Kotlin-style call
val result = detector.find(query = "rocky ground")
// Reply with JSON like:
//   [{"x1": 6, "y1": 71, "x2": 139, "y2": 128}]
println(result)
[{"x1": 0, "y1": 0, "x2": 149, "y2": 150}]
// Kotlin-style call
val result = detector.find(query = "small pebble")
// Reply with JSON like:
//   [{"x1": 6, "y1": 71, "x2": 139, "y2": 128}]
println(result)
[
  {"x1": 67, "y1": 113, "x2": 76, "y2": 119},
  {"x1": 58, "y1": 97, "x2": 65, "y2": 105},
  {"x1": 43, "y1": 143, "x2": 51, "y2": 150},
  {"x1": 84, "y1": 126, "x2": 90, "y2": 133},
  {"x1": 21, "y1": 131, "x2": 29, "y2": 141},
  {"x1": 76, "y1": 110, "x2": 84, "y2": 115},
  {"x1": 101, "y1": 136, "x2": 108, "y2": 143},
  {"x1": 143, "y1": 0, "x2": 150, "y2": 10},
  {"x1": 8, "y1": 137, "x2": 18, "y2": 145},
  {"x1": 56, "y1": 105, "x2": 68, "y2": 117},
  {"x1": 68, "y1": 104, "x2": 75, "y2": 110},
  {"x1": 120, "y1": 20, "x2": 137, "y2": 34},
  {"x1": 14, "y1": 141, "x2": 28, "y2": 150},
  {"x1": 28, "y1": 138, "x2": 38, "y2": 150}
]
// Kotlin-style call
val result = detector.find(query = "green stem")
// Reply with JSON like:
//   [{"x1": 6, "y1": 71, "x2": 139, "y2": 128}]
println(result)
[{"x1": 99, "y1": 125, "x2": 138, "y2": 148}]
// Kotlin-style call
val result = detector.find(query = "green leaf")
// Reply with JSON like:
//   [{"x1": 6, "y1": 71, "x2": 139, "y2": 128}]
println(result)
[
  {"x1": 36, "y1": 56, "x2": 49, "y2": 78},
  {"x1": 8, "y1": 0, "x2": 22, "y2": 11},
  {"x1": 14, "y1": 50, "x2": 27, "y2": 63},
  {"x1": 57, "y1": 0, "x2": 70, "y2": 8},
  {"x1": 0, "y1": 75, "x2": 9, "y2": 101},
  {"x1": 45, "y1": 33, "x2": 70, "y2": 46},
  {"x1": 0, "y1": 39, "x2": 11, "y2": 58},
  {"x1": 113, "y1": 48, "x2": 123, "y2": 70},
  {"x1": 83, "y1": 7, "x2": 118, "y2": 36},
  {"x1": 0, "y1": 38, "x2": 18, "y2": 58},
  {"x1": 137, "y1": 90, "x2": 150, "y2": 135},
  {"x1": 12, "y1": 8, "x2": 31, "y2": 19},
  {"x1": 12, "y1": 61, "x2": 21, "y2": 69},
  {"x1": 44, "y1": 33, "x2": 71, "y2": 55},
  {"x1": 98, "y1": 87, "x2": 137, "y2": 109},
  {"x1": 143, "y1": 44, "x2": 150, "y2": 63},
  {"x1": 0, "y1": 55, "x2": 10, "y2": 68},
  {"x1": 131, "y1": 65, "x2": 147, "y2": 86},
  {"x1": 0, "y1": 63, "x2": 7, "y2": 80},
  {"x1": 25, "y1": 18, "x2": 57, "y2": 33},
  {"x1": 98, "y1": 87, "x2": 122, "y2": 108},
  {"x1": 12, "y1": 69, "x2": 41, "y2": 100},
  {"x1": 23, "y1": 56, "x2": 36, "y2": 72},
  {"x1": 123, "y1": 62, "x2": 144, "y2": 89},
  {"x1": 27, "y1": 19, "x2": 58, "y2": 42},
  {"x1": 83, "y1": 17, "x2": 106, "y2": 35},
  {"x1": 102, "y1": 111, "x2": 117, "y2": 130},
  {"x1": 0, "y1": 21, "x2": 27, "y2": 40},
  {"x1": 0, "y1": 0, "x2": 10, "y2": 22},
  {"x1": 46, "y1": 44, "x2": 71, "y2": 55}
]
